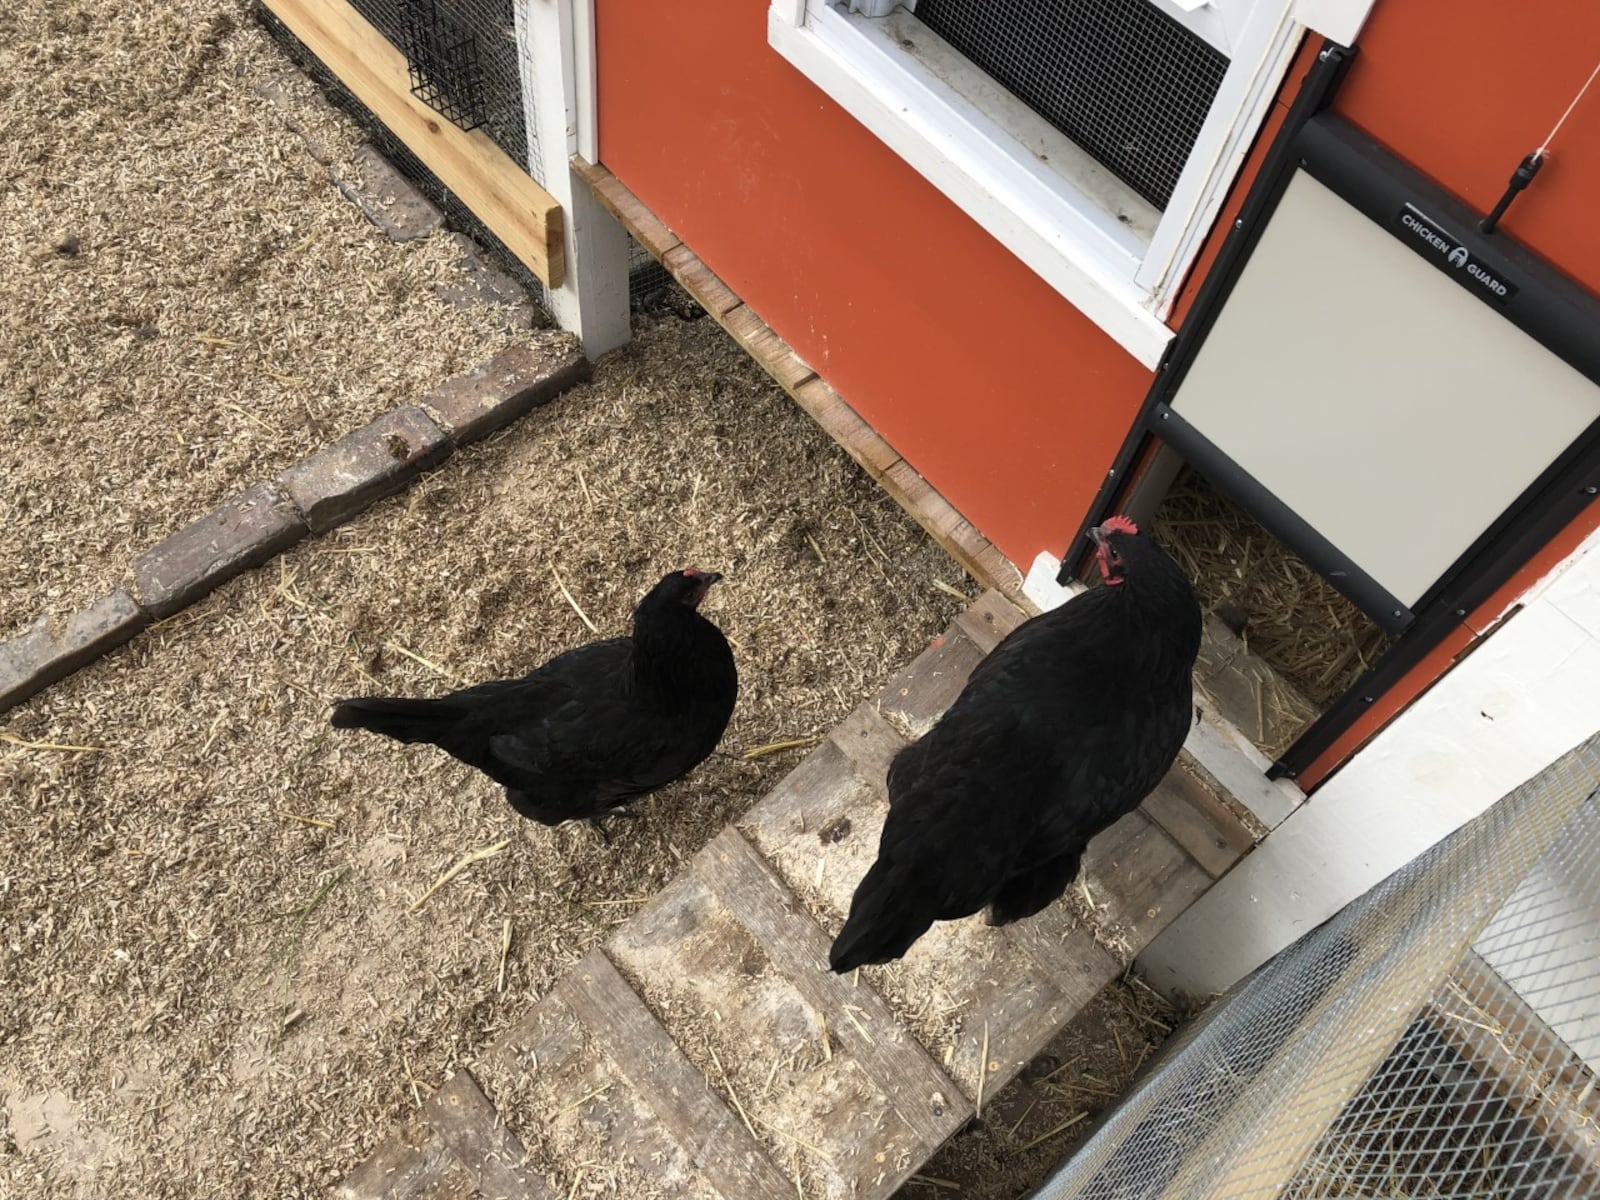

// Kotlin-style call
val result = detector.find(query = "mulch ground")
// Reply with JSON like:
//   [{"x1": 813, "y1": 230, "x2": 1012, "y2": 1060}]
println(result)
[
  {"x1": 0, "y1": 310, "x2": 972, "y2": 1199},
  {"x1": 0, "y1": 0, "x2": 541, "y2": 640}
]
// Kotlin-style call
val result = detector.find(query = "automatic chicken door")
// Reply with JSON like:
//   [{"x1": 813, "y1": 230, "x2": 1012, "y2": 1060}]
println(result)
[{"x1": 1079, "y1": 99, "x2": 1600, "y2": 780}]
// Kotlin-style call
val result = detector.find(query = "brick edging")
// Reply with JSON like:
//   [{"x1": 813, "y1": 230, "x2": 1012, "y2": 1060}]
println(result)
[{"x1": 0, "y1": 343, "x2": 590, "y2": 715}]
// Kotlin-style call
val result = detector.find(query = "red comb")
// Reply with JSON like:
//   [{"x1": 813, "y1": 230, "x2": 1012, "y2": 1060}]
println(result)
[{"x1": 1100, "y1": 515, "x2": 1139, "y2": 536}]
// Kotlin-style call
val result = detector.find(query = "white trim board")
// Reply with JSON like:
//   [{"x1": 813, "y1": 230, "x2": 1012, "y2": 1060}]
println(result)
[
  {"x1": 1138, "y1": 524, "x2": 1600, "y2": 999},
  {"x1": 515, "y1": 0, "x2": 630, "y2": 358}
]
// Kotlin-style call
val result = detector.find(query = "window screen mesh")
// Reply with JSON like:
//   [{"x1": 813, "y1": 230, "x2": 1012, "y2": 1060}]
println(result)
[{"x1": 912, "y1": 0, "x2": 1229, "y2": 209}]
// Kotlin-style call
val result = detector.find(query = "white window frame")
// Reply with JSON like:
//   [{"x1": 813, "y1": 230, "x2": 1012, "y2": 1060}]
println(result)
[{"x1": 768, "y1": 0, "x2": 1376, "y2": 368}]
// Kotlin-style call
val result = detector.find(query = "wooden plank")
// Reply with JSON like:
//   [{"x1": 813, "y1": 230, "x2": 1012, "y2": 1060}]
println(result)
[
  {"x1": 608, "y1": 869, "x2": 949, "y2": 1198},
  {"x1": 1003, "y1": 908, "x2": 1123, "y2": 1011},
  {"x1": 692, "y1": 828, "x2": 972, "y2": 1147},
  {"x1": 720, "y1": 305, "x2": 817, "y2": 392},
  {"x1": 790, "y1": 377, "x2": 903, "y2": 483},
  {"x1": 558, "y1": 949, "x2": 794, "y2": 1200},
  {"x1": 426, "y1": 1071, "x2": 548, "y2": 1200},
  {"x1": 1140, "y1": 760, "x2": 1256, "y2": 880},
  {"x1": 663, "y1": 244, "x2": 742, "y2": 316},
  {"x1": 953, "y1": 589, "x2": 1029, "y2": 654},
  {"x1": 827, "y1": 702, "x2": 909, "y2": 782},
  {"x1": 1079, "y1": 810, "x2": 1214, "y2": 959},
  {"x1": 478, "y1": 983, "x2": 741, "y2": 1198},
  {"x1": 1182, "y1": 711, "x2": 1303, "y2": 830},
  {"x1": 947, "y1": 517, "x2": 1026, "y2": 600},
  {"x1": 883, "y1": 459, "x2": 966, "y2": 542},
  {"x1": 876, "y1": 625, "x2": 986, "y2": 742},
  {"x1": 1424, "y1": 950, "x2": 1600, "y2": 1178},
  {"x1": 572, "y1": 155, "x2": 682, "y2": 257},
  {"x1": 337, "y1": 1111, "x2": 462, "y2": 1200},
  {"x1": 265, "y1": 0, "x2": 564, "y2": 287}
]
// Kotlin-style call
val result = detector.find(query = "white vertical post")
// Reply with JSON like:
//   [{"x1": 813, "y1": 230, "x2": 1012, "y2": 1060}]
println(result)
[{"x1": 516, "y1": 0, "x2": 631, "y2": 359}]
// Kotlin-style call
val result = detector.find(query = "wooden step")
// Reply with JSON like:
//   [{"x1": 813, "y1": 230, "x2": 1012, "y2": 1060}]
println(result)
[{"x1": 336, "y1": 1069, "x2": 549, "y2": 1200}]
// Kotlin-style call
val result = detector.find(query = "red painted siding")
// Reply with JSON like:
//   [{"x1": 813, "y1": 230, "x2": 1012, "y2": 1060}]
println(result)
[
  {"x1": 595, "y1": 0, "x2": 1152, "y2": 567},
  {"x1": 1334, "y1": 0, "x2": 1600, "y2": 296}
]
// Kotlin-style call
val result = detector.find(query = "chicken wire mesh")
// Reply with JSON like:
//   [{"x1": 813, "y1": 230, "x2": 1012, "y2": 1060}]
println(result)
[
  {"x1": 912, "y1": 0, "x2": 1229, "y2": 210},
  {"x1": 1035, "y1": 731, "x2": 1600, "y2": 1200}
]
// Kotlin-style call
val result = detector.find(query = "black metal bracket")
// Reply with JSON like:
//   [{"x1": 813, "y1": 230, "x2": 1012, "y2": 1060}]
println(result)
[{"x1": 399, "y1": 0, "x2": 488, "y2": 133}]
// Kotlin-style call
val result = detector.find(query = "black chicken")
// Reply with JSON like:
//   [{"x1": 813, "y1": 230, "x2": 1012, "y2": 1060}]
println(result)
[
  {"x1": 830, "y1": 517, "x2": 1201, "y2": 972},
  {"x1": 330, "y1": 568, "x2": 737, "y2": 832}
]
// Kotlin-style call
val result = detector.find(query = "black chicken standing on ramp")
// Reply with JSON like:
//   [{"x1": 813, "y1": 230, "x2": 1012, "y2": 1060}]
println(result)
[
  {"x1": 830, "y1": 517, "x2": 1202, "y2": 973},
  {"x1": 330, "y1": 568, "x2": 737, "y2": 835}
]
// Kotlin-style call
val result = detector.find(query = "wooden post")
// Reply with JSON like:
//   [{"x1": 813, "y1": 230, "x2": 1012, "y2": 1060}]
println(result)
[{"x1": 515, "y1": 0, "x2": 631, "y2": 359}]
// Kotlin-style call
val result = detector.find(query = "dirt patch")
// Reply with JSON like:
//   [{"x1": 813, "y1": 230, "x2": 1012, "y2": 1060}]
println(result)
[
  {"x1": 0, "y1": 1, "x2": 540, "y2": 639},
  {"x1": 0, "y1": 308, "x2": 970, "y2": 1198}
]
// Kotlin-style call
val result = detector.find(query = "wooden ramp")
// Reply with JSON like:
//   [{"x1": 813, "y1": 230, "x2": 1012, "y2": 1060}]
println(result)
[{"x1": 338, "y1": 591, "x2": 1257, "y2": 1199}]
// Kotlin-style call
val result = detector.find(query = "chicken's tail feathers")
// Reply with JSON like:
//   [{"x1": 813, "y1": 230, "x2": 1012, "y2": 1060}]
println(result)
[
  {"x1": 828, "y1": 863, "x2": 932, "y2": 974},
  {"x1": 329, "y1": 696, "x2": 456, "y2": 744}
]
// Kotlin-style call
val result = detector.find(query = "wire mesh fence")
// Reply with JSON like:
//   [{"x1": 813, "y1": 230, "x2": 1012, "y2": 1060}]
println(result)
[
  {"x1": 256, "y1": 2, "x2": 676, "y2": 318},
  {"x1": 1036, "y1": 731, "x2": 1600, "y2": 1199}
]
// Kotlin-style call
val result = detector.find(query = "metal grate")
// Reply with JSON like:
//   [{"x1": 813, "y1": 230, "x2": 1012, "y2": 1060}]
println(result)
[
  {"x1": 913, "y1": 0, "x2": 1229, "y2": 210},
  {"x1": 348, "y1": 0, "x2": 539, "y2": 180},
  {"x1": 1035, "y1": 731, "x2": 1600, "y2": 1200},
  {"x1": 397, "y1": 0, "x2": 489, "y2": 131}
]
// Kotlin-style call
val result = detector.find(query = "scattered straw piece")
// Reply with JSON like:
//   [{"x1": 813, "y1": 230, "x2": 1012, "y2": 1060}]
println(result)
[
  {"x1": 0, "y1": 732, "x2": 106, "y2": 753},
  {"x1": 410, "y1": 840, "x2": 511, "y2": 912},
  {"x1": 709, "y1": 1046, "x2": 756, "y2": 1140},
  {"x1": 385, "y1": 640, "x2": 464, "y2": 684},
  {"x1": 910, "y1": 1175, "x2": 961, "y2": 1192},
  {"x1": 1017, "y1": 1110, "x2": 1087, "y2": 1152},
  {"x1": 550, "y1": 565, "x2": 599, "y2": 634},
  {"x1": 932, "y1": 579, "x2": 971, "y2": 603},
  {"x1": 402, "y1": 1053, "x2": 422, "y2": 1109},
  {"x1": 554, "y1": 1083, "x2": 613, "y2": 1118},
  {"x1": 741, "y1": 735, "x2": 825, "y2": 761},
  {"x1": 842, "y1": 1005, "x2": 875, "y2": 1046},
  {"x1": 753, "y1": 1113, "x2": 835, "y2": 1163},
  {"x1": 276, "y1": 811, "x2": 334, "y2": 830},
  {"x1": 976, "y1": 1021, "x2": 991, "y2": 1117},
  {"x1": 496, "y1": 919, "x2": 512, "y2": 993}
]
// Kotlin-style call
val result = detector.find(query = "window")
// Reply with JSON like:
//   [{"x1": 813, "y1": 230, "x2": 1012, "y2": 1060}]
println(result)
[{"x1": 768, "y1": 0, "x2": 1373, "y2": 367}]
